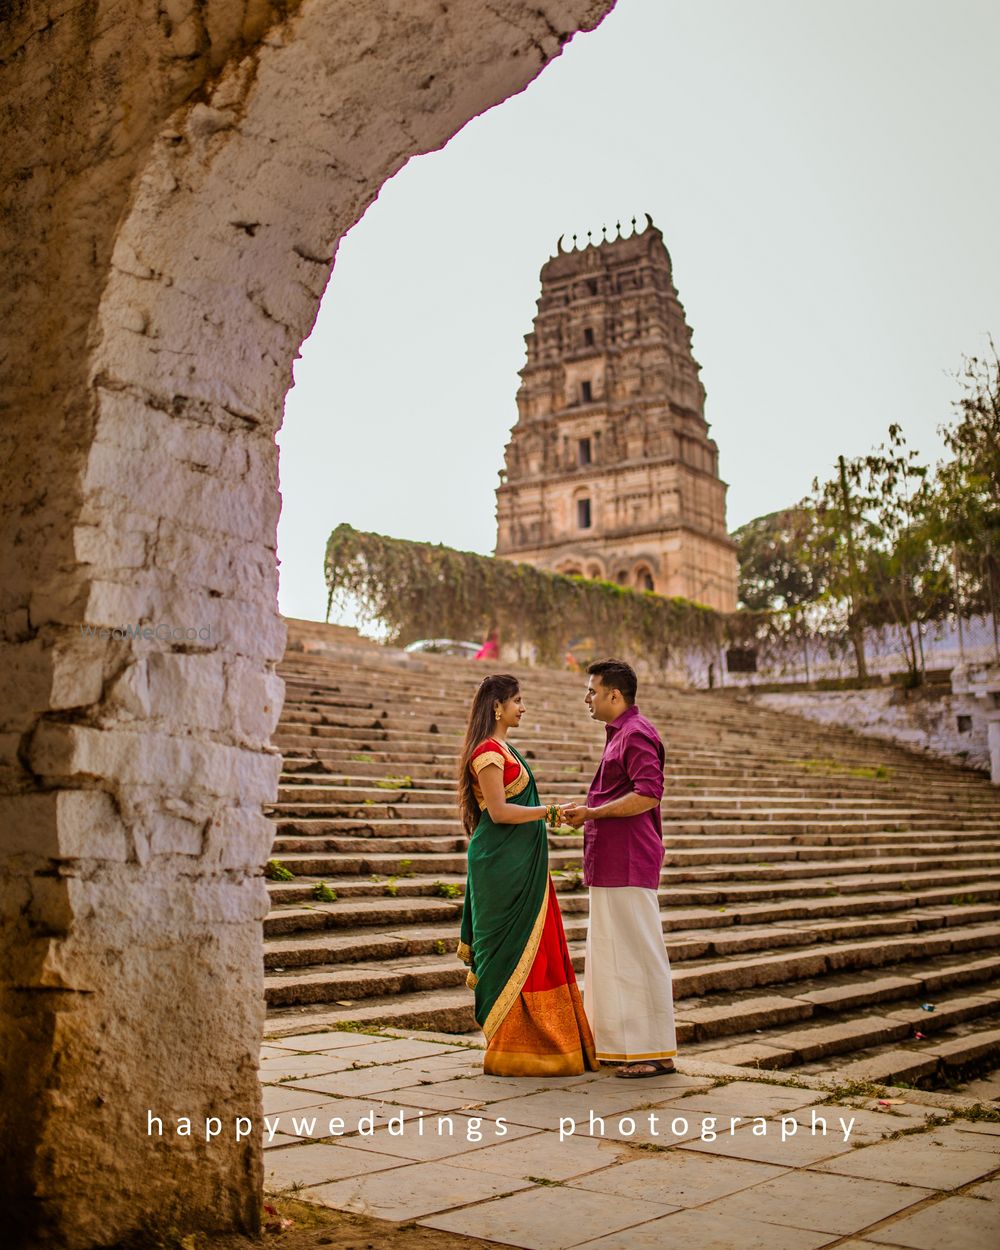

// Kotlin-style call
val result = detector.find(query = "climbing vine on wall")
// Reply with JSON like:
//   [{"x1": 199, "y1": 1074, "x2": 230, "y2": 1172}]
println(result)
[{"x1": 324, "y1": 524, "x2": 837, "y2": 671}]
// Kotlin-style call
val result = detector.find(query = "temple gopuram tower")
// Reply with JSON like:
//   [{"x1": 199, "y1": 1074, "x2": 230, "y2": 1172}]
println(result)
[{"x1": 495, "y1": 215, "x2": 738, "y2": 611}]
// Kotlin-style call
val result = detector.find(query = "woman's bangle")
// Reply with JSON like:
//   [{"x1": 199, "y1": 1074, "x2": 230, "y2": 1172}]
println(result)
[{"x1": 545, "y1": 804, "x2": 560, "y2": 826}]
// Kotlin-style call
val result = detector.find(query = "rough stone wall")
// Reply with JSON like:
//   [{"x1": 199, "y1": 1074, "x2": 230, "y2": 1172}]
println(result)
[
  {"x1": 0, "y1": 1, "x2": 615, "y2": 1244},
  {"x1": 750, "y1": 687, "x2": 991, "y2": 775}
]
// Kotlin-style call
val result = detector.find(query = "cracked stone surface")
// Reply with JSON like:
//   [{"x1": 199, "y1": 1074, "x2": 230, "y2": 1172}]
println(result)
[{"x1": 0, "y1": 2, "x2": 615, "y2": 1244}]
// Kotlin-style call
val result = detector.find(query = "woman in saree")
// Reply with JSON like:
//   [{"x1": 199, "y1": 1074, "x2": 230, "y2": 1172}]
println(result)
[{"x1": 457, "y1": 674, "x2": 598, "y2": 1076}]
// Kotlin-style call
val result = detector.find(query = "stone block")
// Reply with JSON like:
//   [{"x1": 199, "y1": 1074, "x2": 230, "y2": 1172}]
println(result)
[
  {"x1": 208, "y1": 806, "x2": 275, "y2": 869},
  {"x1": 777, "y1": 1017, "x2": 910, "y2": 1062},
  {"x1": 697, "y1": 1042, "x2": 796, "y2": 1069},
  {"x1": 264, "y1": 1141, "x2": 399, "y2": 1190},
  {"x1": 58, "y1": 791, "x2": 131, "y2": 862},
  {"x1": 421, "y1": 1176, "x2": 676, "y2": 1248},
  {"x1": 814, "y1": 1129, "x2": 1000, "y2": 1189},
  {"x1": 684, "y1": 994, "x2": 814, "y2": 1039},
  {"x1": 26, "y1": 873, "x2": 75, "y2": 933},
  {"x1": 27, "y1": 571, "x2": 92, "y2": 628},
  {"x1": 51, "y1": 637, "x2": 109, "y2": 710},
  {"x1": 922, "y1": 955, "x2": 1000, "y2": 992},
  {"x1": 0, "y1": 638, "x2": 55, "y2": 728},
  {"x1": 85, "y1": 437, "x2": 280, "y2": 544},
  {"x1": 225, "y1": 656, "x2": 284, "y2": 741},
  {"x1": 148, "y1": 810, "x2": 207, "y2": 858},
  {"x1": 830, "y1": 1050, "x2": 940, "y2": 1085},
  {"x1": 797, "y1": 976, "x2": 919, "y2": 1011},
  {"x1": 697, "y1": 1169, "x2": 927, "y2": 1236},
  {"x1": 921, "y1": 1028, "x2": 1000, "y2": 1067},
  {"x1": 72, "y1": 522, "x2": 148, "y2": 570},
  {"x1": 1, "y1": 785, "x2": 126, "y2": 865},
  {"x1": 575, "y1": 1209, "x2": 835, "y2": 1250},
  {"x1": 146, "y1": 651, "x2": 226, "y2": 729},
  {"x1": 0, "y1": 794, "x2": 60, "y2": 858},
  {"x1": 311, "y1": 1158, "x2": 535, "y2": 1224},
  {"x1": 868, "y1": 1194, "x2": 1000, "y2": 1250}
]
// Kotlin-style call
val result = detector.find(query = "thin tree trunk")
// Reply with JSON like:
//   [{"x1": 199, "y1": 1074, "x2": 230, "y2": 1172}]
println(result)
[{"x1": 838, "y1": 456, "x2": 868, "y2": 679}]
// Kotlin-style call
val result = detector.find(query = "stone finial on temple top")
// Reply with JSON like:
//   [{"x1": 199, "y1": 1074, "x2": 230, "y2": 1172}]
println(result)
[{"x1": 553, "y1": 215, "x2": 658, "y2": 253}]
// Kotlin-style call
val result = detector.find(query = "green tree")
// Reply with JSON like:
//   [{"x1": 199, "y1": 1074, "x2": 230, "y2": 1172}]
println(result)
[
  {"x1": 810, "y1": 426, "x2": 950, "y2": 683},
  {"x1": 732, "y1": 507, "x2": 828, "y2": 611},
  {"x1": 809, "y1": 454, "x2": 874, "y2": 678},
  {"x1": 857, "y1": 425, "x2": 948, "y2": 683},
  {"x1": 934, "y1": 343, "x2": 1000, "y2": 657}
]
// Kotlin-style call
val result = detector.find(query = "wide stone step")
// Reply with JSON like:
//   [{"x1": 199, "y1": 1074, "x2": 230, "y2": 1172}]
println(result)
[
  {"x1": 263, "y1": 849, "x2": 1000, "y2": 889},
  {"x1": 263, "y1": 921, "x2": 1000, "y2": 1013},
  {"x1": 264, "y1": 895, "x2": 464, "y2": 936},
  {"x1": 265, "y1": 869, "x2": 1000, "y2": 914},
  {"x1": 277, "y1": 775, "x2": 1000, "y2": 815},
  {"x1": 266, "y1": 988, "x2": 477, "y2": 1035},
  {"x1": 264, "y1": 960, "x2": 1000, "y2": 1053},
  {"x1": 269, "y1": 788, "x2": 995, "y2": 826},
  {"x1": 280, "y1": 748, "x2": 991, "y2": 785},
  {"x1": 263, "y1": 894, "x2": 1000, "y2": 959},
  {"x1": 267, "y1": 835, "x2": 996, "y2": 868},
  {"x1": 263, "y1": 905, "x2": 1000, "y2": 975},
  {"x1": 814, "y1": 1017, "x2": 1000, "y2": 1085},
  {"x1": 264, "y1": 953, "x2": 470, "y2": 1007},
  {"x1": 690, "y1": 989, "x2": 1000, "y2": 1071},
  {"x1": 669, "y1": 925, "x2": 1000, "y2": 997},
  {"x1": 268, "y1": 814, "x2": 998, "y2": 840},
  {"x1": 265, "y1": 785, "x2": 1000, "y2": 845}
]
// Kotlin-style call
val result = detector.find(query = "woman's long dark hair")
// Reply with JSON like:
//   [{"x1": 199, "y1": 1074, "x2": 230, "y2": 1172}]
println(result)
[{"x1": 458, "y1": 674, "x2": 520, "y2": 834}]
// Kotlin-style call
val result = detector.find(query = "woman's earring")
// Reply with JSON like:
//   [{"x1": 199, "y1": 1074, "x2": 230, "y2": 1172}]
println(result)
[{"x1": 494, "y1": 707, "x2": 502, "y2": 721}]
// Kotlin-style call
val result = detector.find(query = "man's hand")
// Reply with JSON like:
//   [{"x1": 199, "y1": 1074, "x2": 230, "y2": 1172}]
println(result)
[{"x1": 560, "y1": 803, "x2": 590, "y2": 829}]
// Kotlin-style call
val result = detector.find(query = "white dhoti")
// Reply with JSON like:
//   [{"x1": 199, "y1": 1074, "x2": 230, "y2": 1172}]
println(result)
[{"x1": 583, "y1": 886, "x2": 677, "y2": 1062}]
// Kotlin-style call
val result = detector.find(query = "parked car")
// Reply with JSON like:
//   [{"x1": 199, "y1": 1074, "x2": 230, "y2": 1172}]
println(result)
[{"x1": 403, "y1": 638, "x2": 481, "y2": 659}]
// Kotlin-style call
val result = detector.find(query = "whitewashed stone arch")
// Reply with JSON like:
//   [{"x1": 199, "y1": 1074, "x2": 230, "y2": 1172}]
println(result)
[{"x1": 0, "y1": 2, "x2": 614, "y2": 1243}]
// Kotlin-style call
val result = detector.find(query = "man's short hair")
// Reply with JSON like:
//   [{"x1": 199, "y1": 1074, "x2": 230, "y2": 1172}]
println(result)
[{"x1": 587, "y1": 659, "x2": 637, "y2": 705}]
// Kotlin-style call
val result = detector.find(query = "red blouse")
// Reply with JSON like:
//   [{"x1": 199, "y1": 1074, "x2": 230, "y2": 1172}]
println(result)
[{"x1": 469, "y1": 738, "x2": 529, "y2": 810}]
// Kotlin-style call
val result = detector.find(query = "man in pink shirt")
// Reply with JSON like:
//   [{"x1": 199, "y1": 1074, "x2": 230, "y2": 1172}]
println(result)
[{"x1": 562, "y1": 659, "x2": 677, "y2": 1077}]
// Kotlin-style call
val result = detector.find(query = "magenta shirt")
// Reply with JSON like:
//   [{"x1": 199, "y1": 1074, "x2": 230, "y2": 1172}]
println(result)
[{"x1": 583, "y1": 705, "x2": 665, "y2": 889}]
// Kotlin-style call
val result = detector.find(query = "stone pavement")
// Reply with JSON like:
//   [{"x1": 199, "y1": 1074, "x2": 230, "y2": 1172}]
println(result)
[{"x1": 260, "y1": 1027, "x2": 1000, "y2": 1250}]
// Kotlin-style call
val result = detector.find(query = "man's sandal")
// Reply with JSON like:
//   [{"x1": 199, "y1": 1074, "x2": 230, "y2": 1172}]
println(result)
[{"x1": 614, "y1": 1060, "x2": 676, "y2": 1078}]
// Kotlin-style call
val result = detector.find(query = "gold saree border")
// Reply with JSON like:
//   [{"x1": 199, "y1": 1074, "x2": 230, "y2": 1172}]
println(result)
[
  {"x1": 504, "y1": 768, "x2": 529, "y2": 800},
  {"x1": 470, "y1": 750, "x2": 505, "y2": 776},
  {"x1": 481, "y1": 885, "x2": 549, "y2": 1042},
  {"x1": 456, "y1": 939, "x2": 477, "y2": 987},
  {"x1": 596, "y1": 1049, "x2": 678, "y2": 1061}
]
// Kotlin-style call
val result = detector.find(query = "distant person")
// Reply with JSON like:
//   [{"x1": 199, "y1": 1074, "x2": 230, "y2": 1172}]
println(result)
[
  {"x1": 457, "y1": 674, "x2": 598, "y2": 1076},
  {"x1": 474, "y1": 628, "x2": 499, "y2": 661},
  {"x1": 561, "y1": 659, "x2": 677, "y2": 1077}
]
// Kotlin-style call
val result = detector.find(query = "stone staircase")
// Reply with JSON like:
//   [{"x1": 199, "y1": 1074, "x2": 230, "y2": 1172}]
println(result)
[{"x1": 264, "y1": 630, "x2": 1000, "y2": 1090}]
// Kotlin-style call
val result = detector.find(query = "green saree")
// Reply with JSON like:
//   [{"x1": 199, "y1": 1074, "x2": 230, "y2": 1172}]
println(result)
[{"x1": 458, "y1": 742, "x2": 548, "y2": 1037}]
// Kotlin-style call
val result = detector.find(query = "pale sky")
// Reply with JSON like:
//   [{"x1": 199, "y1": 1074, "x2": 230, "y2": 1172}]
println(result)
[{"x1": 277, "y1": 0, "x2": 1000, "y2": 623}]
